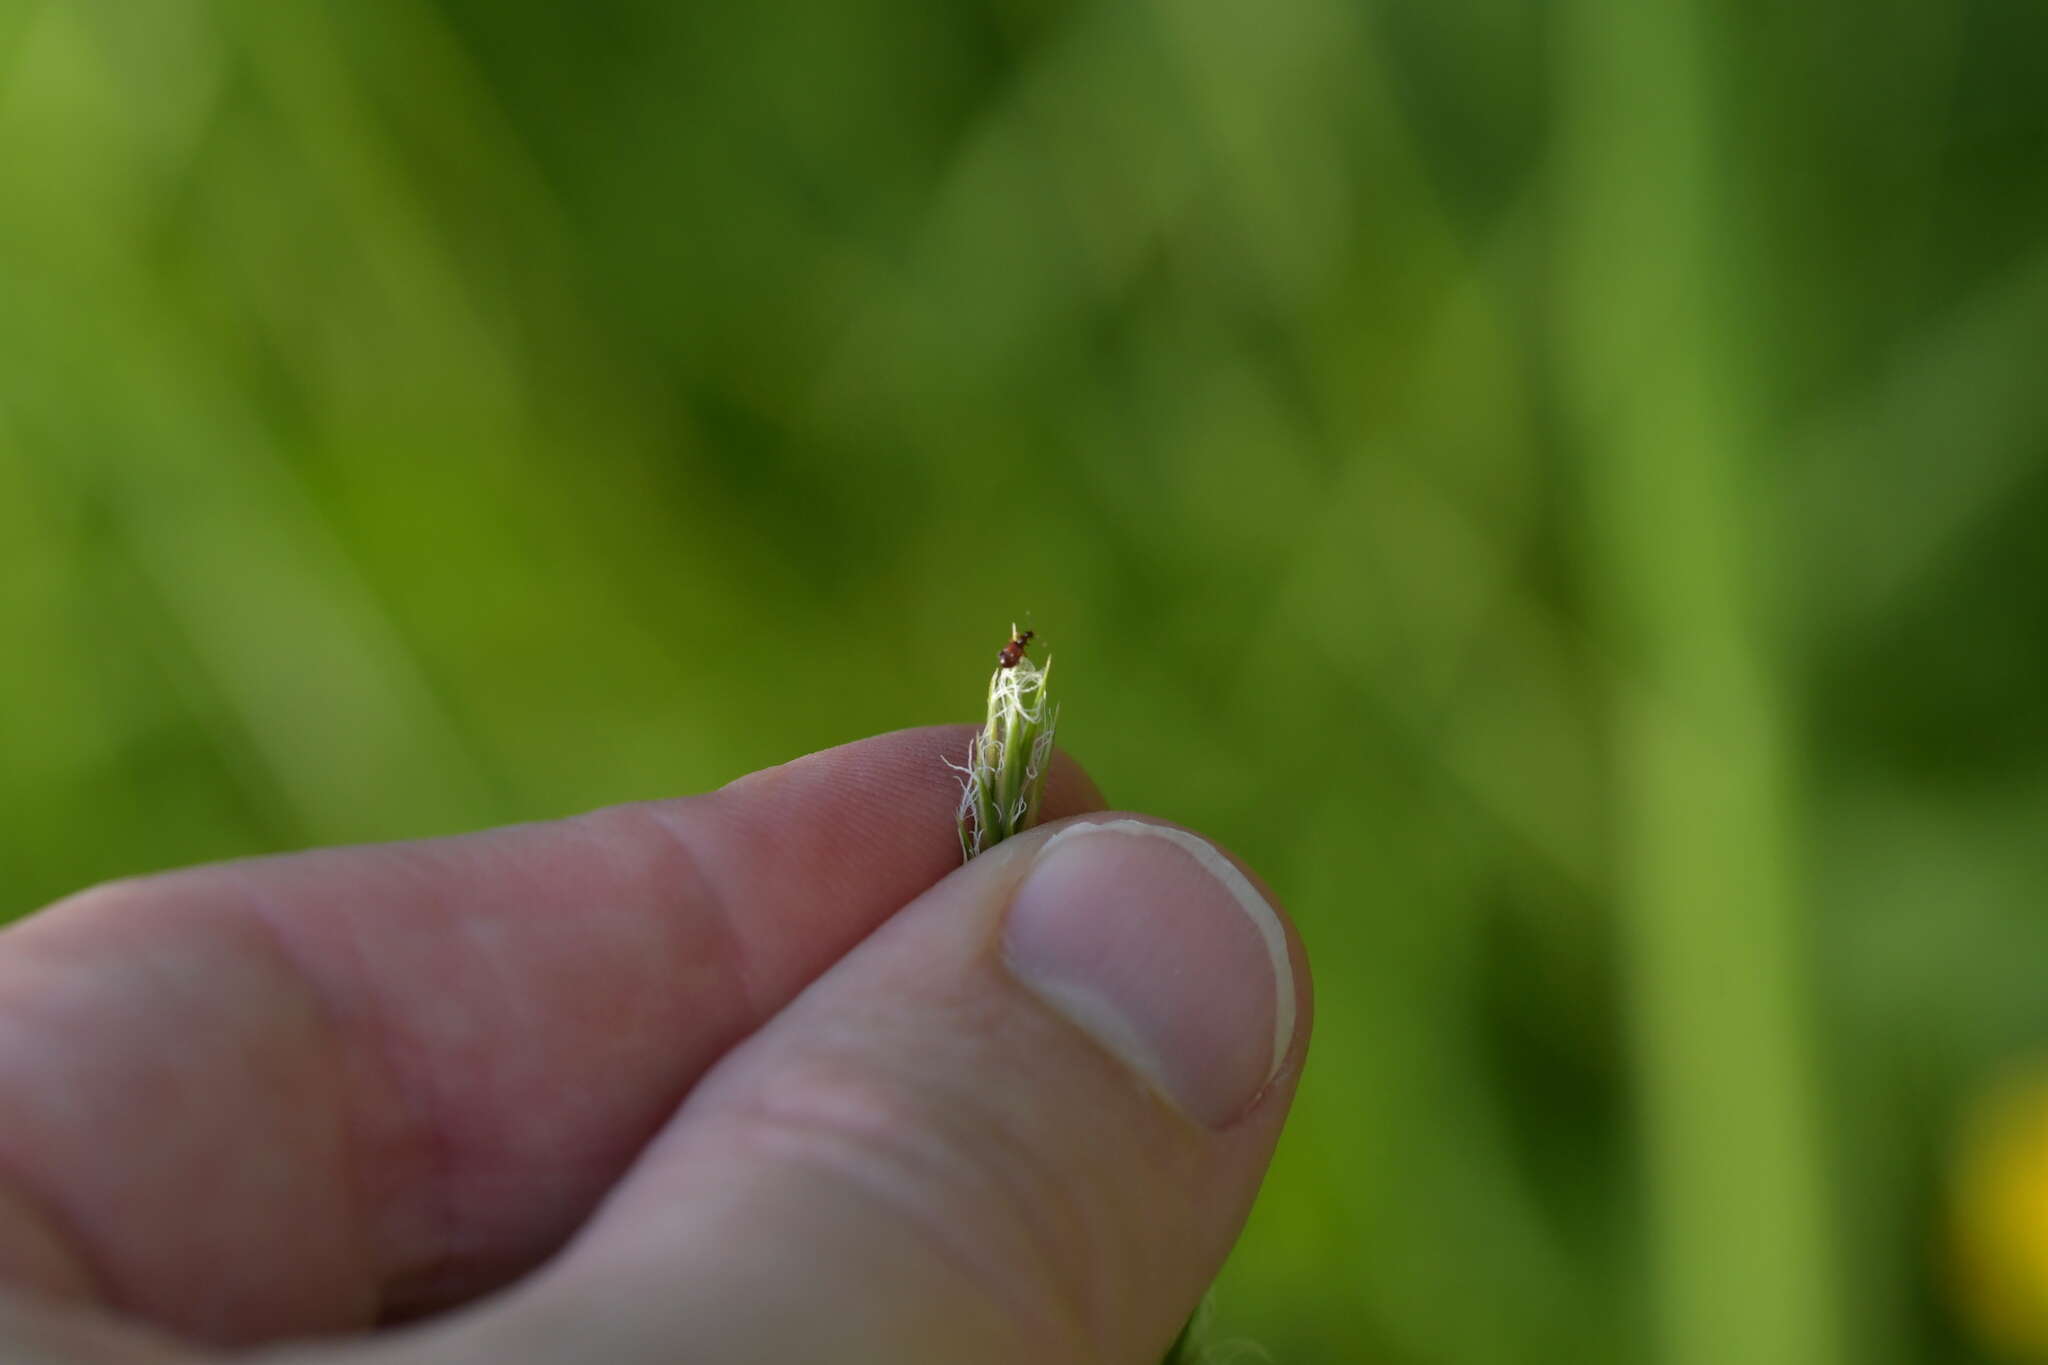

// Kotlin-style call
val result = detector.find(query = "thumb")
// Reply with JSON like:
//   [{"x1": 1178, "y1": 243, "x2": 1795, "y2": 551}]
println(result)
[{"x1": 395, "y1": 814, "x2": 1307, "y2": 1365}]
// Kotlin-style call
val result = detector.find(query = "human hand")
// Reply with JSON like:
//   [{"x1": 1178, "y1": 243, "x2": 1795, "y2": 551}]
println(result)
[{"x1": 0, "y1": 727, "x2": 1310, "y2": 1364}]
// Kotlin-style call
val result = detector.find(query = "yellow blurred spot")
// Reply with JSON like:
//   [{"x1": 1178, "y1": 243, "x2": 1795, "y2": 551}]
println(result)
[{"x1": 1952, "y1": 1070, "x2": 2048, "y2": 1360}]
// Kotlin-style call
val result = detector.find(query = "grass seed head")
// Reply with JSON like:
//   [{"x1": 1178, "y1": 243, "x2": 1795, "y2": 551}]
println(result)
[{"x1": 950, "y1": 624, "x2": 1058, "y2": 862}]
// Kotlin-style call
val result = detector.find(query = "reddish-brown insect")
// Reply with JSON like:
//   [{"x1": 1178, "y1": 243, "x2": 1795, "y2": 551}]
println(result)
[{"x1": 997, "y1": 628, "x2": 1035, "y2": 669}]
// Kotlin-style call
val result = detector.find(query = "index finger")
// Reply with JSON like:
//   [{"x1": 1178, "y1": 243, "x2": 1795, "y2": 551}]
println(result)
[{"x1": 0, "y1": 726, "x2": 1104, "y2": 1346}]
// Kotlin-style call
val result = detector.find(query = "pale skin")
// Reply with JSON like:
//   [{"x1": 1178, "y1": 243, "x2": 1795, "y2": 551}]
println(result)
[{"x1": 0, "y1": 727, "x2": 1311, "y2": 1364}]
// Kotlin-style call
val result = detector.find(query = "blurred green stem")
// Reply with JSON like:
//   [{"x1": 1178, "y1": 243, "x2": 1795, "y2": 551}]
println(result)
[{"x1": 1557, "y1": 3, "x2": 1842, "y2": 1365}]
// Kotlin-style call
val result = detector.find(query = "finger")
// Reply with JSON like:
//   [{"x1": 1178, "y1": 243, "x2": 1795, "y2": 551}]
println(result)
[
  {"x1": 0, "y1": 727, "x2": 1103, "y2": 1345},
  {"x1": 391, "y1": 814, "x2": 1311, "y2": 1365}
]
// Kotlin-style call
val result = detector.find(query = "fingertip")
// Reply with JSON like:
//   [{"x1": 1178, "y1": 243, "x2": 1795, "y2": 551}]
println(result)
[
  {"x1": 1003, "y1": 817, "x2": 1303, "y2": 1129},
  {"x1": 712, "y1": 724, "x2": 1105, "y2": 833},
  {"x1": 1041, "y1": 748, "x2": 1109, "y2": 819}
]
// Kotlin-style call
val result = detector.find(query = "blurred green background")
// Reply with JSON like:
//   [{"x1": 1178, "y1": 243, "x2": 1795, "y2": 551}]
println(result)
[{"x1": 6, "y1": 0, "x2": 2048, "y2": 1360}]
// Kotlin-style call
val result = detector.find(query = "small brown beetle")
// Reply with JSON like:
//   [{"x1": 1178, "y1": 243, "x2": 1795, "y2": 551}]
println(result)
[{"x1": 997, "y1": 628, "x2": 1035, "y2": 669}]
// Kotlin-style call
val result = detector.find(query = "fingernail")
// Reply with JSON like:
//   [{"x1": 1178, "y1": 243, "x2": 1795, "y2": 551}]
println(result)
[{"x1": 1001, "y1": 819, "x2": 1297, "y2": 1128}]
